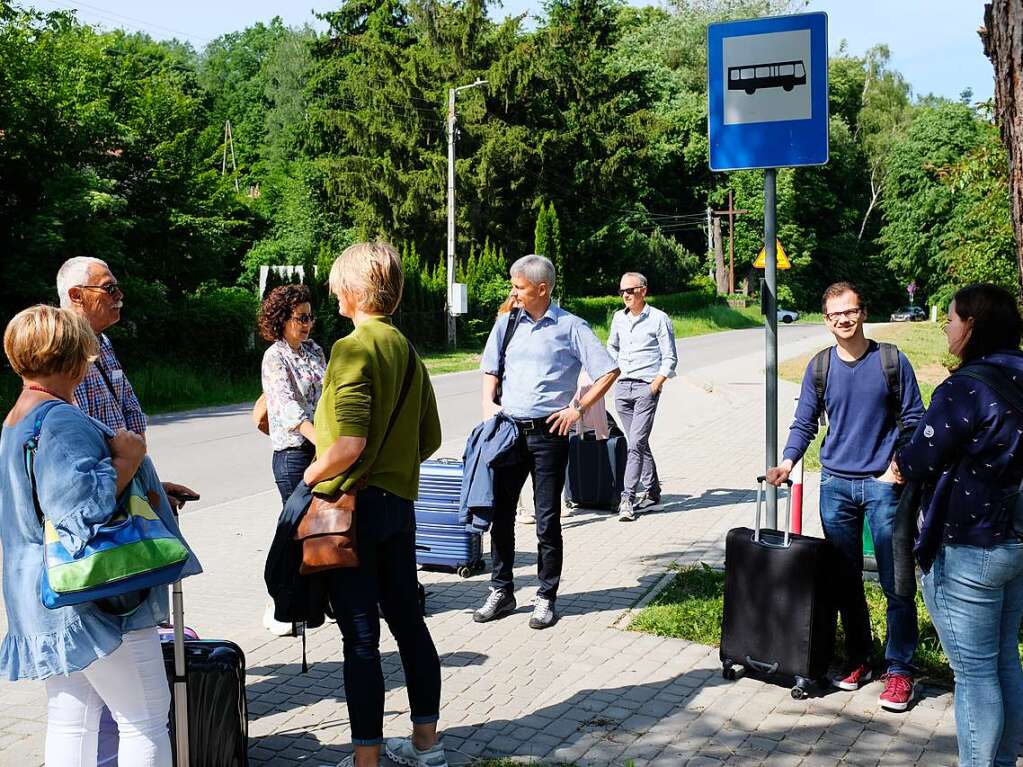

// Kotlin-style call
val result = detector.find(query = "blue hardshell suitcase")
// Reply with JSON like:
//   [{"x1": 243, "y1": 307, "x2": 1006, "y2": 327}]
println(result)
[{"x1": 415, "y1": 459, "x2": 484, "y2": 577}]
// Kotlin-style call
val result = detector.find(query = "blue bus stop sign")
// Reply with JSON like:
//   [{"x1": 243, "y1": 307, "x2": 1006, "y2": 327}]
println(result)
[{"x1": 708, "y1": 12, "x2": 829, "y2": 171}]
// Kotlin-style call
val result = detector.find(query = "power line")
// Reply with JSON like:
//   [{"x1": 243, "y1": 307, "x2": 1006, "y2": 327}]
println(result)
[{"x1": 34, "y1": 0, "x2": 212, "y2": 46}]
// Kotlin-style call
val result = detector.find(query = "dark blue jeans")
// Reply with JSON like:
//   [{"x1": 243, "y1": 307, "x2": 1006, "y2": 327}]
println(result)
[
  {"x1": 271, "y1": 443, "x2": 316, "y2": 506},
  {"x1": 819, "y1": 472, "x2": 918, "y2": 676},
  {"x1": 490, "y1": 427, "x2": 570, "y2": 600},
  {"x1": 325, "y1": 487, "x2": 441, "y2": 746}
]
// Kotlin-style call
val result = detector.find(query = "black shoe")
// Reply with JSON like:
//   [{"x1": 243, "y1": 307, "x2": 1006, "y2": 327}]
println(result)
[
  {"x1": 528, "y1": 595, "x2": 557, "y2": 629},
  {"x1": 473, "y1": 588, "x2": 516, "y2": 623}
]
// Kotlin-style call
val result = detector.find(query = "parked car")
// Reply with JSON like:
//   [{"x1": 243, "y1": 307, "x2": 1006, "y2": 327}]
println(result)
[
  {"x1": 778, "y1": 308, "x2": 800, "y2": 324},
  {"x1": 890, "y1": 305, "x2": 927, "y2": 322}
]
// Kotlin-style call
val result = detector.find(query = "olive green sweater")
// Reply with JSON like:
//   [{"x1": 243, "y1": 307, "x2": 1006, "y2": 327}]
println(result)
[{"x1": 313, "y1": 317, "x2": 442, "y2": 499}]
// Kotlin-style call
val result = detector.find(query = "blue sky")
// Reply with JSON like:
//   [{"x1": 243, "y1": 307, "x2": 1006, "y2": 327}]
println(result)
[{"x1": 32, "y1": 0, "x2": 993, "y2": 102}]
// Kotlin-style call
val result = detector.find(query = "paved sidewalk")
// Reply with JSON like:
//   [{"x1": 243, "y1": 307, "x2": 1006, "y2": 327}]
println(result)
[{"x1": 0, "y1": 331, "x2": 963, "y2": 766}]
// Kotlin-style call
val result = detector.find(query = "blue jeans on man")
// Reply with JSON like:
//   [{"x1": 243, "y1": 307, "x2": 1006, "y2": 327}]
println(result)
[{"x1": 819, "y1": 472, "x2": 918, "y2": 676}]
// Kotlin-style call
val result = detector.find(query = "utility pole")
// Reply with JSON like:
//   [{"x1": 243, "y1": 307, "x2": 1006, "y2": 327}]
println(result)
[
  {"x1": 222, "y1": 120, "x2": 239, "y2": 193},
  {"x1": 713, "y1": 190, "x2": 749, "y2": 294},
  {"x1": 446, "y1": 78, "x2": 488, "y2": 348}
]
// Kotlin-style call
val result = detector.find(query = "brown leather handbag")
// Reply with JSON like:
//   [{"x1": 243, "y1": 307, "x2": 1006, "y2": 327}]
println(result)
[{"x1": 294, "y1": 339, "x2": 417, "y2": 575}]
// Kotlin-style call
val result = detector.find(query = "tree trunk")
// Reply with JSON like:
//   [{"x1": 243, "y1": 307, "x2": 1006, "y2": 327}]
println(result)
[
  {"x1": 981, "y1": 0, "x2": 1023, "y2": 300},
  {"x1": 713, "y1": 216, "x2": 727, "y2": 294}
]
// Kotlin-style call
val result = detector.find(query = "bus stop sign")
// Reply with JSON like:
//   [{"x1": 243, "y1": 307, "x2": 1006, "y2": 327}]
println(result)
[{"x1": 708, "y1": 12, "x2": 829, "y2": 171}]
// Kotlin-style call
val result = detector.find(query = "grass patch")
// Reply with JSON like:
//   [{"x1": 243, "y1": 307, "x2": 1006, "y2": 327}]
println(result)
[
  {"x1": 779, "y1": 321, "x2": 950, "y2": 471},
  {"x1": 129, "y1": 363, "x2": 262, "y2": 415},
  {"x1": 629, "y1": 564, "x2": 1023, "y2": 684},
  {"x1": 421, "y1": 349, "x2": 482, "y2": 375},
  {"x1": 591, "y1": 303, "x2": 762, "y2": 343}
]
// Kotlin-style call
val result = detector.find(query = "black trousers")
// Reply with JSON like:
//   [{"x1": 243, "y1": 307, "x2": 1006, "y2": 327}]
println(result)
[
  {"x1": 489, "y1": 427, "x2": 570, "y2": 600},
  {"x1": 325, "y1": 487, "x2": 441, "y2": 745}
]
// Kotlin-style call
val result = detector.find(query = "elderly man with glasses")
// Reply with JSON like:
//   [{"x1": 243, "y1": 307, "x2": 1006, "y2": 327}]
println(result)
[
  {"x1": 473, "y1": 254, "x2": 619, "y2": 630},
  {"x1": 607, "y1": 272, "x2": 677, "y2": 522},
  {"x1": 56, "y1": 256, "x2": 198, "y2": 509},
  {"x1": 766, "y1": 281, "x2": 924, "y2": 712}
]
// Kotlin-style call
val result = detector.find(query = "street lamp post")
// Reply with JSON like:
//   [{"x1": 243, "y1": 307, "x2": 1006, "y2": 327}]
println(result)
[{"x1": 446, "y1": 78, "x2": 487, "y2": 348}]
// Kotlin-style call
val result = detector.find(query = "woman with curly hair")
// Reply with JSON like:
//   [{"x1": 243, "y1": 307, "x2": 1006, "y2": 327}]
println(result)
[{"x1": 259, "y1": 284, "x2": 326, "y2": 635}]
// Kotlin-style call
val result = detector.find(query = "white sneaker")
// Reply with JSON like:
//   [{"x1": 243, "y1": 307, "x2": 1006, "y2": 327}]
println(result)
[
  {"x1": 518, "y1": 510, "x2": 535, "y2": 524},
  {"x1": 262, "y1": 601, "x2": 295, "y2": 637},
  {"x1": 618, "y1": 497, "x2": 636, "y2": 522},
  {"x1": 385, "y1": 736, "x2": 448, "y2": 767}
]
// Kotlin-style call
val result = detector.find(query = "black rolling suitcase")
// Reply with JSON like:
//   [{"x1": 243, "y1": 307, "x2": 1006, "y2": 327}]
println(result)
[
  {"x1": 564, "y1": 417, "x2": 627, "y2": 510},
  {"x1": 720, "y1": 476, "x2": 837, "y2": 699},
  {"x1": 97, "y1": 582, "x2": 248, "y2": 767}
]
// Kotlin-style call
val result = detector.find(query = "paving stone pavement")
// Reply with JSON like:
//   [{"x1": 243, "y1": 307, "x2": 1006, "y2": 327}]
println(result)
[{"x1": 0, "y1": 331, "x2": 970, "y2": 766}]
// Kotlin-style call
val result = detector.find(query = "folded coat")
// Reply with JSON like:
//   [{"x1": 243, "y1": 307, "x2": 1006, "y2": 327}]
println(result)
[{"x1": 458, "y1": 413, "x2": 520, "y2": 532}]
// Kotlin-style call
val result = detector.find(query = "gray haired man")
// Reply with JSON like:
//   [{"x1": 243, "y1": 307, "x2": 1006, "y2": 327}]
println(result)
[
  {"x1": 607, "y1": 272, "x2": 677, "y2": 521},
  {"x1": 475, "y1": 255, "x2": 619, "y2": 629}
]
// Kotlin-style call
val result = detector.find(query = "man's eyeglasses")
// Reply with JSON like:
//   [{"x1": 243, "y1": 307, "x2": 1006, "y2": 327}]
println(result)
[
  {"x1": 290, "y1": 313, "x2": 315, "y2": 325},
  {"x1": 78, "y1": 283, "x2": 122, "y2": 297},
  {"x1": 825, "y1": 307, "x2": 864, "y2": 322},
  {"x1": 619, "y1": 287, "x2": 644, "y2": 296}
]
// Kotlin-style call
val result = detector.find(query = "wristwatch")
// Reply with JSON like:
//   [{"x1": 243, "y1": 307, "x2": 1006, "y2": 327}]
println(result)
[{"x1": 571, "y1": 399, "x2": 586, "y2": 415}]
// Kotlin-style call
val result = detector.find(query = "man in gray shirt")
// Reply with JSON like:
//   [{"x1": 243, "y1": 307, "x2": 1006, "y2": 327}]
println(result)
[{"x1": 607, "y1": 272, "x2": 677, "y2": 521}]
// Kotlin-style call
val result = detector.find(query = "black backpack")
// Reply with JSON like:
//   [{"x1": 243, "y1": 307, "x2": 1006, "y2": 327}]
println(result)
[{"x1": 810, "y1": 342, "x2": 905, "y2": 431}]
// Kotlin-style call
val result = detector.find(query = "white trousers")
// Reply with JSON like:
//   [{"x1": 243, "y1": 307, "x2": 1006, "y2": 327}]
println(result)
[{"x1": 45, "y1": 627, "x2": 172, "y2": 767}]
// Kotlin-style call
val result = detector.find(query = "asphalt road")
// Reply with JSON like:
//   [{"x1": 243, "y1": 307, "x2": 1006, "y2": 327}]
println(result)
[{"x1": 146, "y1": 323, "x2": 833, "y2": 514}]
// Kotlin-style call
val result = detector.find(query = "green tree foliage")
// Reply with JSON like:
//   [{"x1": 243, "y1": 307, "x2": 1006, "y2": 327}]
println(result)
[
  {"x1": 1, "y1": 0, "x2": 1018, "y2": 383},
  {"x1": 534, "y1": 202, "x2": 564, "y2": 297},
  {"x1": 879, "y1": 102, "x2": 986, "y2": 301}
]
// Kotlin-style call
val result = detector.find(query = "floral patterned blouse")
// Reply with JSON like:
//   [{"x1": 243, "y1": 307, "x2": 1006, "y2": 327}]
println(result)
[{"x1": 261, "y1": 339, "x2": 327, "y2": 451}]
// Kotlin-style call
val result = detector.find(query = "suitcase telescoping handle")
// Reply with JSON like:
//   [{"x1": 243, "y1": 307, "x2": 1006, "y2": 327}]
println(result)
[
  {"x1": 754, "y1": 475, "x2": 794, "y2": 548},
  {"x1": 171, "y1": 579, "x2": 190, "y2": 767}
]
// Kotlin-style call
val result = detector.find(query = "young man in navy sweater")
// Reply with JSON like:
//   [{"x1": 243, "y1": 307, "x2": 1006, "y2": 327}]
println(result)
[{"x1": 767, "y1": 282, "x2": 925, "y2": 712}]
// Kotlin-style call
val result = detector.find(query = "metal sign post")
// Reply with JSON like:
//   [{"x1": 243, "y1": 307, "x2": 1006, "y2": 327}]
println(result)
[
  {"x1": 707, "y1": 12, "x2": 829, "y2": 530},
  {"x1": 764, "y1": 169, "x2": 778, "y2": 528}
]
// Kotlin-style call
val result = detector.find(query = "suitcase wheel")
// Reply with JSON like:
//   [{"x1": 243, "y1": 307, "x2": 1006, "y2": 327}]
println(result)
[
  {"x1": 457, "y1": 566, "x2": 472, "y2": 578},
  {"x1": 790, "y1": 677, "x2": 812, "y2": 700},
  {"x1": 721, "y1": 659, "x2": 742, "y2": 681}
]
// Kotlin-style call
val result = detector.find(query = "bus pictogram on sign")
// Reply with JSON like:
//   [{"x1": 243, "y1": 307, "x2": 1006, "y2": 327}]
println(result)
[{"x1": 728, "y1": 60, "x2": 807, "y2": 95}]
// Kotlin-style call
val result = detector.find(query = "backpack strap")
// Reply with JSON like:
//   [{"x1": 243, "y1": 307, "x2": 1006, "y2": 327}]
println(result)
[
  {"x1": 494, "y1": 308, "x2": 522, "y2": 405},
  {"x1": 810, "y1": 348, "x2": 831, "y2": 427},
  {"x1": 878, "y1": 342, "x2": 904, "y2": 432}
]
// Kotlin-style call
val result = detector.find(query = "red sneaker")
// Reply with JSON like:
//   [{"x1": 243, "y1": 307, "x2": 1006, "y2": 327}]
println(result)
[
  {"x1": 878, "y1": 672, "x2": 914, "y2": 711},
  {"x1": 834, "y1": 663, "x2": 873, "y2": 691}
]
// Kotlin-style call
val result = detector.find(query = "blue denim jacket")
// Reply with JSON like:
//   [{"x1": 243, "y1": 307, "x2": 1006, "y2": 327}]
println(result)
[{"x1": 0, "y1": 402, "x2": 202, "y2": 681}]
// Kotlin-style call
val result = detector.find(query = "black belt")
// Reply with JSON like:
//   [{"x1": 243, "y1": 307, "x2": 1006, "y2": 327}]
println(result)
[{"x1": 515, "y1": 417, "x2": 554, "y2": 433}]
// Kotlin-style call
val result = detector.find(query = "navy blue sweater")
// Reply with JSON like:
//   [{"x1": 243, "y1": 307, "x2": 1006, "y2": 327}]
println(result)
[
  {"x1": 898, "y1": 351, "x2": 1023, "y2": 570},
  {"x1": 783, "y1": 342, "x2": 925, "y2": 478}
]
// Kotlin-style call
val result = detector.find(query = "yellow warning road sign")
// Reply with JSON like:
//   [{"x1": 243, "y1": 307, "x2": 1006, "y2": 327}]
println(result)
[{"x1": 753, "y1": 240, "x2": 790, "y2": 270}]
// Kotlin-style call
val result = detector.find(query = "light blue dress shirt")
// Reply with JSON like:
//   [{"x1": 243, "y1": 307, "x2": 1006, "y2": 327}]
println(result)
[
  {"x1": 0, "y1": 402, "x2": 202, "y2": 681},
  {"x1": 481, "y1": 303, "x2": 618, "y2": 419},
  {"x1": 606, "y1": 304, "x2": 678, "y2": 382}
]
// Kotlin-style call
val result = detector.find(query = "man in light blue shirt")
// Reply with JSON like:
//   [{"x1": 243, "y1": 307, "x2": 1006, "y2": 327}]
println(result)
[
  {"x1": 607, "y1": 271, "x2": 677, "y2": 521},
  {"x1": 474, "y1": 255, "x2": 619, "y2": 629}
]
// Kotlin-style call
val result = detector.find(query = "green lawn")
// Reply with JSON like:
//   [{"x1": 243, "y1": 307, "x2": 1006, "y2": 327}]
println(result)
[
  {"x1": 628, "y1": 563, "x2": 1017, "y2": 685},
  {"x1": 779, "y1": 321, "x2": 951, "y2": 471}
]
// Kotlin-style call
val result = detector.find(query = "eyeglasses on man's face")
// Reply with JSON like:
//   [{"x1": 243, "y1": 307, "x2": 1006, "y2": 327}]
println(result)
[
  {"x1": 619, "y1": 286, "x2": 644, "y2": 296},
  {"x1": 290, "y1": 313, "x2": 315, "y2": 325},
  {"x1": 79, "y1": 283, "x2": 122, "y2": 297},
  {"x1": 825, "y1": 307, "x2": 863, "y2": 322}
]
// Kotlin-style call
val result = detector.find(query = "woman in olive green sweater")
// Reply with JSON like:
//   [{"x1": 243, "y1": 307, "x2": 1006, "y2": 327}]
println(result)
[{"x1": 301, "y1": 243, "x2": 445, "y2": 767}]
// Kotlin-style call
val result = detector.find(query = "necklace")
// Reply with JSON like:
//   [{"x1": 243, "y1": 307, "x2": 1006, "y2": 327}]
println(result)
[{"x1": 23, "y1": 385, "x2": 71, "y2": 404}]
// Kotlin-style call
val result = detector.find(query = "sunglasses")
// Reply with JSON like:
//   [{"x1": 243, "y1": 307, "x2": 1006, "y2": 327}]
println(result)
[
  {"x1": 79, "y1": 283, "x2": 122, "y2": 297},
  {"x1": 290, "y1": 313, "x2": 315, "y2": 325},
  {"x1": 619, "y1": 287, "x2": 644, "y2": 296}
]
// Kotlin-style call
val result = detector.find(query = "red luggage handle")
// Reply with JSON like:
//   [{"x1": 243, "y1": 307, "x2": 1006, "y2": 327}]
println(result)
[{"x1": 754, "y1": 476, "x2": 794, "y2": 548}]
